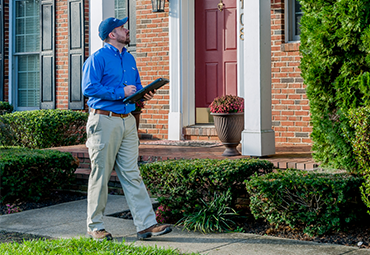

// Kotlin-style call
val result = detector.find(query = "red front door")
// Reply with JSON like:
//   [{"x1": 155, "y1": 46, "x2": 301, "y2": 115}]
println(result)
[{"x1": 195, "y1": 0, "x2": 237, "y2": 122}]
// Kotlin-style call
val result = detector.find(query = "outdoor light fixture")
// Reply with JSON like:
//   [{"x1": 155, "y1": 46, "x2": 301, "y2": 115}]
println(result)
[{"x1": 151, "y1": 0, "x2": 165, "y2": 12}]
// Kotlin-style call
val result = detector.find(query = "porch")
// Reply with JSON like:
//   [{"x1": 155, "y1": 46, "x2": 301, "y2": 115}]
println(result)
[{"x1": 53, "y1": 140, "x2": 319, "y2": 194}]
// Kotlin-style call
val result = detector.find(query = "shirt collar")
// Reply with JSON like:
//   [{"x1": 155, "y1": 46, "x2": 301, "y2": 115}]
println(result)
[{"x1": 104, "y1": 43, "x2": 127, "y2": 55}]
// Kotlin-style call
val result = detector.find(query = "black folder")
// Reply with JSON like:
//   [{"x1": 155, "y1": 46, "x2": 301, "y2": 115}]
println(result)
[{"x1": 122, "y1": 78, "x2": 169, "y2": 104}]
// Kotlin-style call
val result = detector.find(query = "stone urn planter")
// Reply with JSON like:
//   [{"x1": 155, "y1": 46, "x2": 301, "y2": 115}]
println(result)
[
  {"x1": 209, "y1": 94, "x2": 245, "y2": 157},
  {"x1": 131, "y1": 110, "x2": 142, "y2": 131},
  {"x1": 211, "y1": 112, "x2": 244, "y2": 156}
]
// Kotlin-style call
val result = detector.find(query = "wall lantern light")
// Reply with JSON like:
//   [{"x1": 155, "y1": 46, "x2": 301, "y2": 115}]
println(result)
[{"x1": 151, "y1": 0, "x2": 165, "y2": 12}]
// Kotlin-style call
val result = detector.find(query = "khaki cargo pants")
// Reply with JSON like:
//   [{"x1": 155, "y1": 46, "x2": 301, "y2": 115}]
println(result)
[{"x1": 85, "y1": 112, "x2": 157, "y2": 232}]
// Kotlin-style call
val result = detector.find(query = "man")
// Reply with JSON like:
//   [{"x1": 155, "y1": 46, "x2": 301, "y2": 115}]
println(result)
[{"x1": 82, "y1": 17, "x2": 171, "y2": 241}]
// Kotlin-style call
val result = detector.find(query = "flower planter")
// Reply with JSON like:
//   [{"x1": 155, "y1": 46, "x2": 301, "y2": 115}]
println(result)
[{"x1": 211, "y1": 112, "x2": 244, "y2": 156}]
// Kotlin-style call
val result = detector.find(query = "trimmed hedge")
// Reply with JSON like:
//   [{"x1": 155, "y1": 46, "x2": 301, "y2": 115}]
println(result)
[
  {"x1": 299, "y1": 0, "x2": 370, "y2": 171},
  {"x1": 0, "y1": 101, "x2": 13, "y2": 115},
  {"x1": 0, "y1": 147, "x2": 79, "y2": 202},
  {"x1": 246, "y1": 169, "x2": 367, "y2": 236},
  {"x1": 0, "y1": 109, "x2": 88, "y2": 149},
  {"x1": 140, "y1": 158, "x2": 274, "y2": 221}
]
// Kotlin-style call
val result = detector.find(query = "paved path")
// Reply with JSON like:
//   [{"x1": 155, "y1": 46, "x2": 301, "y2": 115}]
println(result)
[{"x1": 1, "y1": 195, "x2": 369, "y2": 254}]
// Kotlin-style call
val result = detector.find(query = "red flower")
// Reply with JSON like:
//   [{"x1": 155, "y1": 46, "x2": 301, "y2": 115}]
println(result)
[{"x1": 209, "y1": 95, "x2": 244, "y2": 113}]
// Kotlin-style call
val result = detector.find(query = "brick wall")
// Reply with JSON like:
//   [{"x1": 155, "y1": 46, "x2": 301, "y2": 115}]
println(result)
[
  {"x1": 1, "y1": 0, "x2": 312, "y2": 146},
  {"x1": 55, "y1": 0, "x2": 69, "y2": 109},
  {"x1": 270, "y1": 0, "x2": 312, "y2": 146},
  {"x1": 135, "y1": 0, "x2": 170, "y2": 140}
]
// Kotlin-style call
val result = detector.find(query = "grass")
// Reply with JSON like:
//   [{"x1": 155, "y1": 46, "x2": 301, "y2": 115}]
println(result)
[{"x1": 0, "y1": 237, "x2": 199, "y2": 255}]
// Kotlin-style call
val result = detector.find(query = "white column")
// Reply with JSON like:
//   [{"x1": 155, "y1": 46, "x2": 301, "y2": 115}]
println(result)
[
  {"x1": 241, "y1": 0, "x2": 275, "y2": 156},
  {"x1": 168, "y1": 0, "x2": 195, "y2": 140},
  {"x1": 89, "y1": 0, "x2": 115, "y2": 55},
  {"x1": 237, "y1": 0, "x2": 244, "y2": 97}
]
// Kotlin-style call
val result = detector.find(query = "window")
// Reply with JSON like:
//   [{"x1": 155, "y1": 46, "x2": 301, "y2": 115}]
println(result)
[
  {"x1": 14, "y1": 0, "x2": 40, "y2": 109},
  {"x1": 115, "y1": 0, "x2": 136, "y2": 57},
  {"x1": 286, "y1": 0, "x2": 303, "y2": 42}
]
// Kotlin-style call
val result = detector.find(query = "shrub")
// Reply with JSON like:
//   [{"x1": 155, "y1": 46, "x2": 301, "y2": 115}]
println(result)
[
  {"x1": 0, "y1": 117, "x2": 17, "y2": 147},
  {"x1": 0, "y1": 101, "x2": 13, "y2": 115},
  {"x1": 299, "y1": 0, "x2": 370, "y2": 171},
  {"x1": 140, "y1": 158, "x2": 274, "y2": 222},
  {"x1": 0, "y1": 147, "x2": 79, "y2": 202},
  {"x1": 0, "y1": 109, "x2": 88, "y2": 149},
  {"x1": 245, "y1": 169, "x2": 367, "y2": 236},
  {"x1": 346, "y1": 106, "x2": 370, "y2": 212}
]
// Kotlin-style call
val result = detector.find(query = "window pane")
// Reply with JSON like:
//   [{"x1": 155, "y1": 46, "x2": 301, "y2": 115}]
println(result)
[
  {"x1": 15, "y1": 0, "x2": 40, "y2": 53},
  {"x1": 115, "y1": 0, "x2": 127, "y2": 19},
  {"x1": 295, "y1": 0, "x2": 301, "y2": 12},
  {"x1": 294, "y1": 0, "x2": 303, "y2": 37},
  {"x1": 295, "y1": 14, "x2": 302, "y2": 36},
  {"x1": 17, "y1": 55, "x2": 40, "y2": 107}
]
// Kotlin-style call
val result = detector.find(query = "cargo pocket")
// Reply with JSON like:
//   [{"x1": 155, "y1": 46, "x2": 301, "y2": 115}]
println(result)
[{"x1": 86, "y1": 139, "x2": 105, "y2": 162}]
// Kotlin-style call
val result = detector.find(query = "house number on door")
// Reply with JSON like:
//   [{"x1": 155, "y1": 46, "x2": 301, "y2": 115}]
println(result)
[{"x1": 239, "y1": 0, "x2": 244, "y2": 40}]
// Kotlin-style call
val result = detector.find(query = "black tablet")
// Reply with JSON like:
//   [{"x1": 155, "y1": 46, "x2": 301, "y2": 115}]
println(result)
[{"x1": 122, "y1": 78, "x2": 169, "y2": 104}]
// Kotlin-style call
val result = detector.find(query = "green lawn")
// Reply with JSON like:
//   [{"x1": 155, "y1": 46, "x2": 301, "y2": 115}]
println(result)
[{"x1": 0, "y1": 237, "x2": 199, "y2": 255}]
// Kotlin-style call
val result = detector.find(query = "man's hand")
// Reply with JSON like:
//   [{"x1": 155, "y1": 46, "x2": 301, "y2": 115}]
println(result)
[
  {"x1": 124, "y1": 85, "x2": 137, "y2": 97},
  {"x1": 143, "y1": 90, "x2": 156, "y2": 101}
]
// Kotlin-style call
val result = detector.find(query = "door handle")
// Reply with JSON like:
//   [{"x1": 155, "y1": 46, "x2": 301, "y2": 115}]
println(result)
[{"x1": 217, "y1": 0, "x2": 224, "y2": 11}]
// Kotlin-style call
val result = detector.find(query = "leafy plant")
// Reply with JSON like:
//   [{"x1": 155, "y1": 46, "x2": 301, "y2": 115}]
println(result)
[
  {"x1": 0, "y1": 147, "x2": 79, "y2": 202},
  {"x1": 299, "y1": 0, "x2": 370, "y2": 171},
  {"x1": 246, "y1": 169, "x2": 367, "y2": 236},
  {"x1": 346, "y1": 106, "x2": 370, "y2": 213},
  {"x1": 209, "y1": 95, "x2": 244, "y2": 113},
  {"x1": 0, "y1": 101, "x2": 13, "y2": 115},
  {"x1": 0, "y1": 109, "x2": 88, "y2": 149},
  {"x1": 0, "y1": 117, "x2": 16, "y2": 147},
  {"x1": 176, "y1": 190, "x2": 239, "y2": 233},
  {"x1": 140, "y1": 158, "x2": 273, "y2": 222}
]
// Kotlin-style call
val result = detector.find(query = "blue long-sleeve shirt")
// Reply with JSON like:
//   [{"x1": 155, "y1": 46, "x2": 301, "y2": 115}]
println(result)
[{"x1": 82, "y1": 43, "x2": 143, "y2": 114}]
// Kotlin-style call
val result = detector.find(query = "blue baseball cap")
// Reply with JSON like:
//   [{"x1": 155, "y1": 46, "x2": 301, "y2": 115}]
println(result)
[{"x1": 98, "y1": 17, "x2": 128, "y2": 41}]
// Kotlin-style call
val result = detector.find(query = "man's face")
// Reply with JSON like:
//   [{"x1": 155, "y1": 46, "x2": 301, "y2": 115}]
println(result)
[{"x1": 111, "y1": 25, "x2": 130, "y2": 45}]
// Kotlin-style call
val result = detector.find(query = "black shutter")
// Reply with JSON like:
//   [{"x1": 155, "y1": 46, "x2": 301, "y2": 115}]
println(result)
[
  {"x1": 68, "y1": 0, "x2": 84, "y2": 110},
  {"x1": 0, "y1": 0, "x2": 3, "y2": 101},
  {"x1": 40, "y1": 0, "x2": 55, "y2": 109}
]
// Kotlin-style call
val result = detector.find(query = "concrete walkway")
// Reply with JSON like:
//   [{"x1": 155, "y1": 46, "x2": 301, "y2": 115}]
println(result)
[{"x1": 1, "y1": 195, "x2": 369, "y2": 255}]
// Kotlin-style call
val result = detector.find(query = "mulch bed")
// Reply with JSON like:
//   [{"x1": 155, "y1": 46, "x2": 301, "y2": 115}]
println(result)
[
  {"x1": 1, "y1": 191, "x2": 370, "y2": 250},
  {"x1": 0, "y1": 191, "x2": 86, "y2": 216},
  {"x1": 239, "y1": 217, "x2": 370, "y2": 249}
]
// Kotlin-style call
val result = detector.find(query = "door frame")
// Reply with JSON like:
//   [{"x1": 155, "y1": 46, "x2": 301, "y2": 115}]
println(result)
[
  {"x1": 168, "y1": 0, "x2": 195, "y2": 140},
  {"x1": 168, "y1": 0, "x2": 242, "y2": 140}
]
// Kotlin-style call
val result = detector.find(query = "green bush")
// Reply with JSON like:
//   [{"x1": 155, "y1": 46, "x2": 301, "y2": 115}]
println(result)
[
  {"x1": 0, "y1": 101, "x2": 13, "y2": 115},
  {"x1": 346, "y1": 106, "x2": 370, "y2": 212},
  {"x1": 0, "y1": 147, "x2": 79, "y2": 202},
  {"x1": 0, "y1": 117, "x2": 17, "y2": 147},
  {"x1": 140, "y1": 158, "x2": 274, "y2": 221},
  {"x1": 299, "y1": 0, "x2": 370, "y2": 171},
  {"x1": 245, "y1": 169, "x2": 367, "y2": 236},
  {"x1": 0, "y1": 109, "x2": 88, "y2": 149}
]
